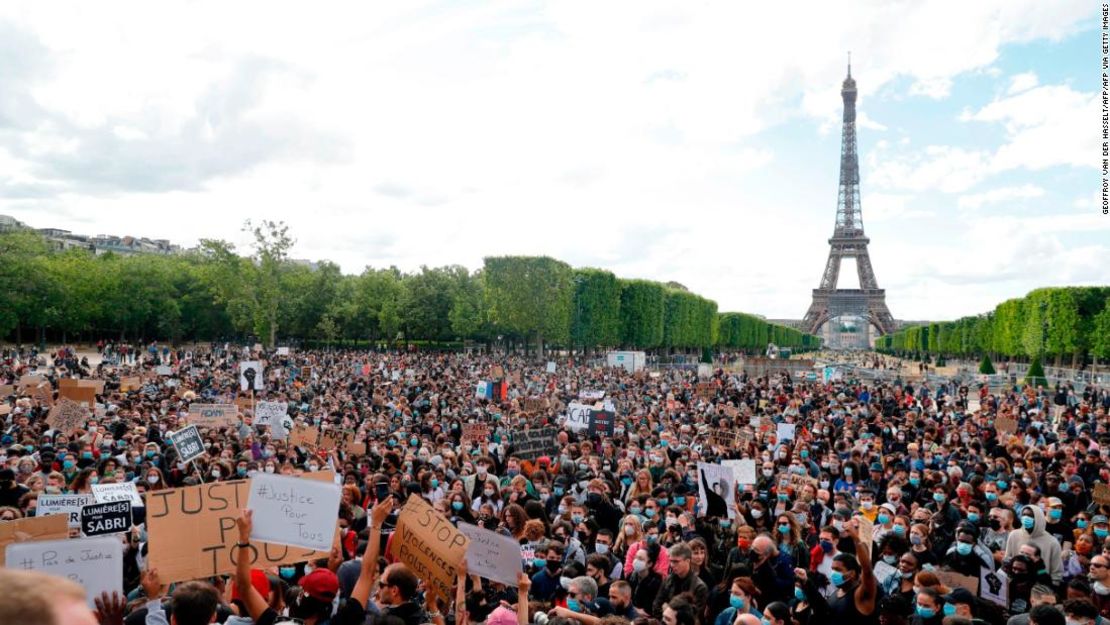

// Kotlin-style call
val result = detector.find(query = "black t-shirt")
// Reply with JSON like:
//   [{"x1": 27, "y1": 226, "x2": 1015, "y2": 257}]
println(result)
[{"x1": 256, "y1": 596, "x2": 366, "y2": 625}]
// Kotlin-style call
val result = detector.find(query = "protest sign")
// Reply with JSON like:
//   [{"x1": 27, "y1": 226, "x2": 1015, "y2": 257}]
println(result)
[
  {"x1": 710, "y1": 429, "x2": 742, "y2": 449},
  {"x1": 788, "y1": 472, "x2": 819, "y2": 491},
  {"x1": 996, "y1": 416, "x2": 1018, "y2": 435},
  {"x1": 457, "y1": 522, "x2": 523, "y2": 586},
  {"x1": 695, "y1": 382, "x2": 714, "y2": 399},
  {"x1": 723, "y1": 459, "x2": 757, "y2": 485},
  {"x1": 511, "y1": 427, "x2": 558, "y2": 461},
  {"x1": 120, "y1": 376, "x2": 142, "y2": 392},
  {"x1": 169, "y1": 425, "x2": 206, "y2": 463},
  {"x1": 18, "y1": 374, "x2": 44, "y2": 388},
  {"x1": 1094, "y1": 483, "x2": 1110, "y2": 506},
  {"x1": 936, "y1": 570, "x2": 979, "y2": 594},
  {"x1": 30, "y1": 382, "x2": 53, "y2": 406},
  {"x1": 491, "y1": 365, "x2": 504, "y2": 379},
  {"x1": 239, "y1": 361, "x2": 263, "y2": 391},
  {"x1": 565, "y1": 402, "x2": 591, "y2": 433},
  {"x1": 254, "y1": 401, "x2": 288, "y2": 427},
  {"x1": 289, "y1": 424, "x2": 319, "y2": 448},
  {"x1": 58, "y1": 384, "x2": 96, "y2": 406},
  {"x1": 776, "y1": 423, "x2": 796, "y2": 441},
  {"x1": 579, "y1": 390, "x2": 605, "y2": 400},
  {"x1": 588, "y1": 409, "x2": 615, "y2": 438},
  {"x1": 92, "y1": 482, "x2": 144, "y2": 507},
  {"x1": 0, "y1": 384, "x2": 12, "y2": 397},
  {"x1": 81, "y1": 501, "x2": 132, "y2": 537},
  {"x1": 0, "y1": 514, "x2": 68, "y2": 567},
  {"x1": 546, "y1": 361, "x2": 556, "y2": 373},
  {"x1": 523, "y1": 397, "x2": 547, "y2": 413},
  {"x1": 319, "y1": 429, "x2": 353, "y2": 451},
  {"x1": 46, "y1": 398, "x2": 88, "y2": 434},
  {"x1": 857, "y1": 515, "x2": 874, "y2": 551},
  {"x1": 247, "y1": 473, "x2": 342, "y2": 551},
  {"x1": 37, "y1": 494, "x2": 95, "y2": 528},
  {"x1": 475, "y1": 380, "x2": 491, "y2": 399},
  {"x1": 186, "y1": 403, "x2": 240, "y2": 428},
  {"x1": 300, "y1": 366, "x2": 312, "y2": 380},
  {"x1": 276, "y1": 347, "x2": 290, "y2": 356},
  {"x1": 147, "y1": 474, "x2": 336, "y2": 584},
  {"x1": 391, "y1": 495, "x2": 469, "y2": 600},
  {"x1": 4, "y1": 537, "x2": 123, "y2": 607},
  {"x1": 156, "y1": 365, "x2": 173, "y2": 376},
  {"x1": 980, "y1": 568, "x2": 1008, "y2": 606},
  {"x1": 462, "y1": 423, "x2": 489, "y2": 443},
  {"x1": 697, "y1": 463, "x2": 737, "y2": 519}
]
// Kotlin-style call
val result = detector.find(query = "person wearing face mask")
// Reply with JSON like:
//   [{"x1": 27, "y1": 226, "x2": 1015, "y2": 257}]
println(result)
[
  {"x1": 943, "y1": 524, "x2": 994, "y2": 578},
  {"x1": 1007, "y1": 505, "x2": 1064, "y2": 586},
  {"x1": 627, "y1": 544, "x2": 663, "y2": 613}
]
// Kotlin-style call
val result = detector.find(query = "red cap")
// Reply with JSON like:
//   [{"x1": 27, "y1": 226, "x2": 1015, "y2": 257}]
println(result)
[
  {"x1": 300, "y1": 568, "x2": 339, "y2": 602},
  {"x1": 231, "y1": 569, "x2": 270, "y2": 601}
]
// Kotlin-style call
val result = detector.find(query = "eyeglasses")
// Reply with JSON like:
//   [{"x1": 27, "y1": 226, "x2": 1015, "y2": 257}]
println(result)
[
  {"x1": 1090, "y1": 563, "x2": 1109, "y2": 569},
  {"x1": 568, "y1": 591, "x2": 580, "y2": 598}
]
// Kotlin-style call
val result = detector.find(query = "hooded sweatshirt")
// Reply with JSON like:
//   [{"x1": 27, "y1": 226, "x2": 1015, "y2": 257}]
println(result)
[{"x1": 1004, "y1": 504, "x2": 1063, "y2": 584}]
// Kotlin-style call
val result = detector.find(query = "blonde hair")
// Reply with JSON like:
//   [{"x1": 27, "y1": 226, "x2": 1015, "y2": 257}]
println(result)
[{"x1": 0, "y1": 568, "x2": 87, "y2": 625}]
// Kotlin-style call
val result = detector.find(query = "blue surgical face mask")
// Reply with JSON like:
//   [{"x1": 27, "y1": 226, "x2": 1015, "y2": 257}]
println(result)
[
  {"x1": 996, "y1": 480, "x2": 1007, "y2": 489},
  {"x1": 877, "y1": 514, "x2": 890, "y2": 525},
  {"x1": 956, "y1": 542, "x2": 973, "y2": 556},
  {"x1": 967, "y1": 513, "x2": 980, "y2": 523},
  {"x1": 657, "y1": 498, "x2": 669, "y2": 507},
  {"x1": 943, "y1": 603, "x2": 957, "y2": 617},
  {"x1": 1049, "y1": 508, "x2": 1062, "y2": 521},
  {"x1": 830, "y1": 571, "x2": 847, "y2": 587},
  {"x1": 730, "y1": 595, "x2": 745, "y2": 609},
  {"x1": 674, "y1": 496, "x2": 686, "y2": 506},
  {"x1": 1022, "y1": 516, "x2": 1035, "y2": 530},
  {"x1": 452, "y1": 501, "x2": 464, "y2": 511},
  {"x1": 893, "y1": 525, "x2": 906, "y2": 536},
  {"x1": 566, "y1": 599, "x2": 581, "y2": 613},
  {"x1": 916, "y1": 606, "x2": 936, "y2": 619},
  {"x1": 1095, "y1": 528, "x2": 1109, "y2": 538},
  {"x1": 720, "y1": 520, "x2": 732, "y2": 528},
  {"x1": 909, "y1": 477, "x2": 920, "y2": 486},
  {"x1": 778, "y1": 524, "x2": 791, "y2": 535},
  {"x1": 933, "y1": 493, "x2": 945, "y2": 503},
  {"x1": 794, "y1": 586, "x2": 806, "y2": 601},
  {"x1": 279, "y1": 566, "x2": 296, "y2": 579},
  {"x1": 1077, "y1": 519, "x2": 1089, "y2": 529},
  {"x1": 985, "y1": 492, "x2": 998, "y2": 501}
]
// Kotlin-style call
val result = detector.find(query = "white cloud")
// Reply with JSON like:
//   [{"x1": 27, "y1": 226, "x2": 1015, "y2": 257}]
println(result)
[
  {"x1": 909, "y1": 76, "x2": 953, "y2": 99},
  {"x1": 957, "y1": 184, "x2": 1044, "y2": 209},
  {"x1": 868, "y1": 145, "x2": 993, "y2": 193},
  {"x1": 1007, "y1": 71, "x2": 1039, "y2": 94}
]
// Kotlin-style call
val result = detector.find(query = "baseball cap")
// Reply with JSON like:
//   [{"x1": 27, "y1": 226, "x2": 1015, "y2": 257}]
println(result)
[
  {"x1": 300, "y1": 568, "x2": 339, "y2": 602},
  {"x1": 231, "y1": 569, "x2": 270, "y2": 601},
  {"x1": 1092, "y1": 515, "x2": 1109, "y2": 525}
]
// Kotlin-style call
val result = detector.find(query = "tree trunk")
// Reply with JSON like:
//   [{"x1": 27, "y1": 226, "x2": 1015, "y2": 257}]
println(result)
[{"x1": 536, "y1": 332, "x2": 544, "y2": 360}]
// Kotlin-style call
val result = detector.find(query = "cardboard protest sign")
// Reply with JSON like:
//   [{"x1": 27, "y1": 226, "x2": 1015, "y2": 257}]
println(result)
[
  {"x1": 146, "y1": 474, "x2": 336, "y2": 584},
  {"x1": 461, "y1": 423, "x2": 489, "y2": 443},
  {"x1": 510, "y1": 427, "x2": 558, "y2": 461},
  {"x1": 857, "y1": 515, "x2": 874, "y2": 551},
  {"x1": 247, "y1": 473, "x2": 342, "y2": 551},
  {"x1": 319, "y1": 429, "x2": 354, "y2": 452},
  {"x1": 46, "y1": 398, "x2": 88, "y2": 434},
  {"x1": 458, "y1": 522, "x2": 523, "y2": 586},
  {"x1": 697, "y1": 463, "x2": 737, "y2": 519},
  {"x1": 996, "y1": 416, "x2": 1018, "y2": 435},
  {"x1": 523, "y1": 397, "x2": 547, "y2": 413},
  {"x1": 710, "y1": 429, "x2": 741, "y2": 449},
  {"x1": 119, "y1": 377, "x2": 142, "y2": 392},
  {"x1": 30, "y1": 382, "x2": 53, "y2": 406},
  {"x1": 300, "y1": 366, "x2": 312, "y2": 380},
  {"x1": 289, "y1": 424, "x2": 319, "y2": 448},
  {"x1": 0, "y1": 384, "x2": 13, "y2": 397},
  {"x1": 565, "y1": 402, "x2": 591, "y2": 433},
  {"x1": 17, "y1": 374, "x2": 44, "y2": 388},
  {"x1": 0, "y1": 514, "x2": 68, "y2": 567},
  {"x1": 4, "y1": 536, "x2": 123, "y2": 607},
  {"x1": 1093, "y1": 483, "x2": 1110, "y2": 506},
  {"x1": 391, "y1": 495, "x2": 469, "y2": 600},
  {"x1": 169, "y1": 425, "x2": 206, "y2": 463},
  {"x1": 254, "y1": 401, "x2": 288, "y2": 427},
  {"x1": 695, "y1": 382, "x2": 714, "y2": 399},
  {"x1": 936, "y1": 570, "x2": 979, "y2": 594},
  {"x1": 81, "y1": 501, "x2": 132, "y2": 537},
  {"x1": 186, "y1": 403, "x2": 240, "y2": 428},
  {"x1": 239, "y1": 361, "x2": 263, "y2": 391},
  {"x1": 37, "y1": 494, "x2": 95, "y2": 528},
  {"x1": 58, "y1": 384, "x2": 96, "y2": 406},
  {"x1": 587, "y1": 409, "x2": 615, "y2": 437},
  {"x1": 491, "y1": 365, "x2": 504, "y2": 379},
  {"x1": 92, "y1": 482, "x2": 144, "y2": 507}
]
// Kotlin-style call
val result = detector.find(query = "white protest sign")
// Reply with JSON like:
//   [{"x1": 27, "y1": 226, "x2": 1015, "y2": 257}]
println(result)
[
  {"x1": 155, "y1": 365, "x2": 173, "y2": 376},
  {"x1": 37, "y1": 494, "x2": 94, "y2": 528},
  {"x1": 457, "y1": 522, "x2": 523, "y2": 586},
  {"x1": 579, "y1": 390, "x2": 605, "y2": 400},
  {"x1": 5, "y1": 537, "x2": 123, "y2": 607},
  {"x1": 239, "y1": 361, "x2": 263, "y2": 391},
  {"x1": 247, "y1": 472, "x2": 342, "y2": 551},
  {"x1": 776, "y1": 423, "x2": 796, "y2": 442},
  {"x1": 565, "y1": 402, "x2": 592, "y2": 433},
  {"x1": 475, "y1": 381, "x2": 491, "y2": 399},
  {"x1": 276, "y1": 347, "x2": 290, "y2": 356},
  {"x1": 254, "y1": 401, "x2": 288, "y2": 427},
  {"x1": 723, "y1": 459, "x2": 757, "y2": 485},
  {"x1": 92, "y1": 482, "x2": 144, "y2": 507},
  {"x1": 546, "y1": 361, "x2": 556, "y2": 373}
]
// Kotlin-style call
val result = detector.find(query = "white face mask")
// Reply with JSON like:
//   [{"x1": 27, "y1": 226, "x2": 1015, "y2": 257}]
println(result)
[
  {"x1": 308, "y1": 465, "x2": 319, "y2": 472},
  {"x1": 147, "y1": 475, "x2": 159, "y2": 484},
  {"x1": 625, "y1": 525, "x2": 636, "y2": 536},
  {"x1": 751, "y1": 509, "x2": 764, "y2": 519},
  {"x1": 265, "y1": 466, "x2": 275, "y2": 473},
  {"x1": 633, "y1": 559, "x2": 647, "y2": 573},
  {"x1": 211, "y1": 470, "x2": 221, "y2": 478}
]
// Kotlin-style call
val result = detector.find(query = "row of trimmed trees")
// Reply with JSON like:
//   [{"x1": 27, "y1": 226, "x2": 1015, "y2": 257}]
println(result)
[
  {"x1": 0, "y1": 226, "x2": 818, "y2": 353},
  {"x1": 877, "y1": 287, "x2": 1110, "y2": 365}
]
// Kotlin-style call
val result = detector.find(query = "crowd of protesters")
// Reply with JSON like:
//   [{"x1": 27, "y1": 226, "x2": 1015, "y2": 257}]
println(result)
[{"x1": 2, "y1": 342, "x2": 1110, "y2": 625}]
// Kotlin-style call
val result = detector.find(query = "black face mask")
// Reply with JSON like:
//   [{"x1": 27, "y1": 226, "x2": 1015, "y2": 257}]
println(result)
[
  {"x1": 989, "y1": 518, "x2": 1001, "y2": 531},
  {"x1": 546, "y1": 560, "x2": 561, "y2": 574}
]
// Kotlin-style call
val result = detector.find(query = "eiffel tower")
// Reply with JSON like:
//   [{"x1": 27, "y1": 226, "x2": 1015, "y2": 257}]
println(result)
[{"x1": 802, "y1": 61, "x2": 896, "y2": 343}]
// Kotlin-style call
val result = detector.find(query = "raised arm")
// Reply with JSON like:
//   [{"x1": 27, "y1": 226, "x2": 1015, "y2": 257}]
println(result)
[
  {"x1": 517, "y1": 571, "x2": 531, "y2": 625},
  {"x1": 234, "y1": 509, "x2": 270, "y2": 621},
  {"x1": 846, "y1": 520, "x2": 877, "y2": 615},
  {"x1": 351, "y1": 495, "x2": 393, "y2": 606}
]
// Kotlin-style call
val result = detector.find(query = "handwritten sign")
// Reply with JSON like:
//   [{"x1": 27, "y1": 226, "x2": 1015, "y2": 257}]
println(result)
[
  {"x1": 776, "y1": 423, "x2": 796, "y2": 442},
  {"x1": 723, "y1": 459, "x2": 757, "y2": 485},
  {"x1": 588, "y1": 409, "x2": 615, "y2": 438},
  {"x1": 290, "y1": 424, "x2": 319, "y2": 448},
  {"x1": 458, "y1": 522, "x2": 523, "y2": 586},
  {"x1": 81, "y1": 501, "x2": 132, "y2": 537},
  {"x1": 857, "y1": 515, "x2": 874, "y2": 551},
  {"x1": 37, "y1": 494, "x2": 95, "y2": 528},
  {"x1": 319, "y1": 429, "x2": 354, "y2": 452},
  {"x1": 146, "y1": 474, "x2": 336, "y2": 584},
  {"x1": 995, "y1": 416, "x2": 1018, "y2": 435},
  {"x1": 391, "y1": 495, "x2": 470, "y2": 600},
  {"x1": 276, "y1": 347, "x2": 290, "y2": 356},
  {"x1": 4, "y1": 537, "x2": 123, "y2": 607},
  {"x1": 565, "y1": 402, "x2": 592, "y2": 432},
  {"x1": 936, "y1": 570, "x2": 979, "y2": 594},
  {"x1": 30, "y1": 382, "x2": 53, "y2": 406},
  {"x1": 46, "y1": 398, "x2": 88, "y2": 434},
  {"x1": 523, "y1": 398, "x2": 547, "y2": 413},
  {"x1": 0, "y1": 514, "x2": 68, "y2": 567},
  {"x1": 155, "y1": 365, "x2": 173, "y2": 376},
  {"x1": 0, "y1": 384, "x2": 13, "y2": 397},
  {"x1": 92, "y1": 482, "x2": 144, "y2": 507},
  {"x1": 462, "y1": 423, "x2": 489, "y2": 443},
  {"x1": 254, "y1": 401, "x2": 288, "y2": 427},
  {"x1": 695, "y1": 382, "x2": 714, "y2": 399},
  {"x1": 186, "y1": 404, "x2": 240, "y2": 428},
  {"x1": 169, "y1": 425, "x2": 205, "y2": 463},
  {"x1": 1093, "y1": 483, "x2": 1110, "y2": 506},
  {"x1": 247, "y1": 473, "x2": 342, "y2": 551},
  {"x1": 546, "y1": 361, "x2": 556, "y2": 373},
  {"x1": 511, "y1": 427, "x2": 558, "y2": 461},
  {"x1": 119, "y1": 376, "x2": 142, "y2": 392}
]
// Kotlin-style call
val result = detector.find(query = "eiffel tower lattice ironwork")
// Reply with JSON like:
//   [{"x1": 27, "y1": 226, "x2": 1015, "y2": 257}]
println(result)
[{"x1": 802, "y1": 62, "x2": 896, "y2": 337}]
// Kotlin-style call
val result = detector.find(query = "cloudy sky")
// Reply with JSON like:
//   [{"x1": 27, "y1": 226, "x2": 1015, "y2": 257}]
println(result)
[{"x1": 0, "y1": 1, "x2": 1103, "y2": 322}]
